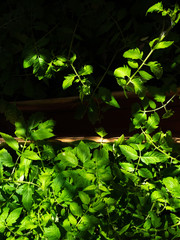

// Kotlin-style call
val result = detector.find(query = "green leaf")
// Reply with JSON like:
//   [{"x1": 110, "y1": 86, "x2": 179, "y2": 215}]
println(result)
[
  {"x1": 68, "y1": 214, "x2": 77, "y2": 226},
  {"x1": 138, "y1": 168, "x2": 153, "y2": 178},
  {"x1": 6, "y1": 207, "x2": 22, "y2": 227},
  {"x1": 132, "y1": 78, "x2": 145, "y2": 95},
  {"x1": 98, "y1": 87, "x2": 120, "y2": 108},
  {"x1": 139, "y1": 70, "x2": 153, "y2": 80},
  {"x1": 123, "y1": 48, "x2": 143, "y2": 60},
  {"x1": 120, "y1": 145, "x2": 138, "y2": 160},
  {"x1": 0, "y1": 132, "x2": 19, "y2": 151},
  {"x1": 83, "y1": 185, "x2": 96, "y2": 191},
  {"x1": 0, "y1": 207, "x2": 9, "y2": 233},
  {"x1": 22, "y1": 184, "x2": 34, "y2": 211},
  {"x1": 0, "y1": 149, "x2": 14, "y2": 167},
  {"x1": 79, "y1": 191, "x2": 90, "y2": 204},
  {"x1": 118, "y1": 223, "x2": 130, "y2": 235},
  {"x1": 114, "y1": 65, "x2": 131, "y2": 78},
  {"x1": 78, "y1": 65, "x2": 93, "y2": 76},
  {"x1": 146, "y1": 2, "x2": 164, "y2": 14},
  {"x1": 143, "y1": 218, "x2": 151, "y2": 230},
  {"x1": 40, "y1": 169, "x2": 54, "y2": 191},
  {"x1": 70, "y1": 53, "x2": 76, "y2": 63},
  {"x1": 120, "y1": 162, "x2": 134, "y2": 172},
  {"x1": 95, "y1": 127, "x2": 108, "y2": 138},
  {"x1": 154, "y1": 41, "x2": 174, "y2": 50},
  {"x1": 93, "y1": 148, "x2": 109, "y2": 166},
  {"x1": 145, "y1": 112, "x2": 160, "y2": 133},
  {"x1": 62, "y1": 74, "x2": 76, "y2": 89},
  {"x1": 56, "y1": 151, "x2": 78, "y2": 168},
  {"x1": 90, "y1": 200, "x2": 105, "y2": 212},
  {"x1": 128, "y1": 60, "x2": 138, "y2": 68},
  {"x1": 70, "y1": 202, "x2": 83, "y2": 217},
  {"x1": 33, "y1": 55, "x2": 47, "y2": 75},
  {"x1": 149, "y1": 100, "x2": 156, "y2": 109},
  {"x1": 151, "y1": 190, "x2": 165, "y2": 202},
  {"x1": 23, "y1": 53, "x2": 37, "y2": 68},
  {"x1": 132, "y1": 112, "x2": 147, "y2": 128},
  {"x1": 30, "y1": 120, "x2": 55, "y2": 141},
  {"x1": 149, "y1": 211, "x2": 162, "y2": 228},
  {"x1": 77, "y1": 141, "x2": 91, "y2": 163},
  {"x1": 22, "y1": 150, "x2": 41, "y2": 160},
  {"x1": 163, "y1": 177, "x2": 180, "y2": 198},
  {"x1": 51, "y1": 173, "x2": 64, "y2": 194},
  {"x1": 141, "y1": 151, "x2": 168, "y2": 165},
  {"x1": 44, "y1": 224, "x2": 61, "y2": 240},
  {"x1": 15, "y1": 121, "x2": 26, "y2": 139},
  {"x1": 147, "y1": 61, "x2": 163, "y2": 79},
  {"x1": 162, "y1": 109, "x2": 174, "y2": 119},
  {"x1": 53, "y1": 56, "x2": 67, "y2": 67}
]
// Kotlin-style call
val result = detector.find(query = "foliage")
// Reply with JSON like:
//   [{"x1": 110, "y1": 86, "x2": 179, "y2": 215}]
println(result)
[
  {"x1": 0, "y1": 1, "x2": 180, "y2": 239},
  {"x1": 0, "y1": 110, "x2": 180, "y2": 239}
]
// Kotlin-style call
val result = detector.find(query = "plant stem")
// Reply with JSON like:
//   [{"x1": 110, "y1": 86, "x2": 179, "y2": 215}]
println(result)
[
  {"x1": 143, "y1": 94, "x2": 176, "y2": 113},
  {"x1": 127, "y1": 49, "x2": 154, "y2": 85}
]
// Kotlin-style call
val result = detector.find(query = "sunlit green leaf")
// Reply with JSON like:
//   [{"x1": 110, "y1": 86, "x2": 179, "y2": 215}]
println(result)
[
  {"x1": 79, "y1": 191, "x2": 90, "y2": 204},
  {"x1": 151, "y1": 190, "x2": 165, "y2": 202},
  {"x1": 120, "y1": 162, "x2": 134, "y2": 172},
  {"x1": 138, "y1": 168, "x2": 153, "y2": 178},
  {"x1": 68, "y1": 213, "x2": 77, "y2": 226},
  {"x1": 141, "y1": 151, "x2": 168, "y2": 165},
  {"x1": 128, "y1": 60, "x2": 138, "y2": 68},
  {"x1": 0, "y1": 132, "x2": 19, "y2": 151},
  {"x1": 0, "y1": 149, "x2": 14, "y2": 167},
  {"x1": 114, "y1": 65, "x2": 131, "y2": 78},
  {"x1": 120, "y1": 145, "x2": 138, "y2": 160},
  {"x1": 149, "y1": 100, "x2": 156, "y2": 109},
  {"x1": 139, "y1": 70, "x2": 153, "y2": 80},
  {"x1": 133, "y1": 112, "x2": 147, "y2": 128},
  {"x1": 39, "y1": 169, "x2": 54, "y2": 191},
  {"x1": 132, "y1": 78, "x2": 145, "y2": 95},
  {"x1": 22, "y1": 150, "x2": 41, "y2": 160},
  {"x1": 154, "y1": 41, "x2": 174, "y2": 50},
  {"x1": 145, "y1": 112, "x2": 160, "y2": 133},
  {"x1": 77, "y1": 141, "x2": 91, "y2": 163},
  {"x1": 147, "y1": 61, "x2": 163, "y2": 79},
  {"x1": 44, "y1": 223, "x2": 61, "y2": 240},
  {"x1": 78, "y1": 65, "x2": 93, "y2": 76},
  {"x1": 23, "y1": 53, "x2": 37, "y2": 68},
  {"x1": 6, "y1": 207, "x2": 22, "y2": 227},
  {"x1": 56, "y1": 151, "x2": 78, "y2": 168},
  {"x1": 62, "y1": 74, "x2": 76, "y2": 89},
  {"x1": 146, "y1": 2, "x2": 164, "y2": 14},
  {"x1": 15, "y1": 121, "x2": 26, "y2": 139},
  {"x1": 30, "y1": 119, "x2": 55, "y2": 141},
  {"x1": 123, "y1": 48, "x2": 143, "y2": 60},
  {"x1": 70, "y1": 202, "x2": 83, "y2": 217},
  {"x1": 70, "y1": 54, "x2": 76, "y2": 63},
  {"x1": 95, "y1": 127, "x2": 108, "y2": 138},
  {"x1": 163, "y1": 177, "x2": 180, "y2": 198}
]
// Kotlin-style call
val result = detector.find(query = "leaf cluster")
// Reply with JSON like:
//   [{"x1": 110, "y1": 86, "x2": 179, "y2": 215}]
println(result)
[{"x1": 0, "y1": 115, "x2": 180, "y2": 239}]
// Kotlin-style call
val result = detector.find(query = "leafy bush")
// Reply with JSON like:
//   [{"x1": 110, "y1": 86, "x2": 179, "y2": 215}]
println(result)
[
  {"x1": 0, "y1": 111, "x2": 180, "y2": 239},
  {"x1": 0, "y1": 1, "x2": 180, "y2": 240}
]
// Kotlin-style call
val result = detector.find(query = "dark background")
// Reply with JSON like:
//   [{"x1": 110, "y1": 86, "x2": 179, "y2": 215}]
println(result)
[{"x1": 0, "y1": 0, "x2": 179, "y2": 101}]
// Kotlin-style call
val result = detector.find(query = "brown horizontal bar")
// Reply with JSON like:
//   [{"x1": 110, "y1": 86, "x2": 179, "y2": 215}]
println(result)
[{"x1": 1, "y1": 136, "x2": 180, "y2": 144}]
